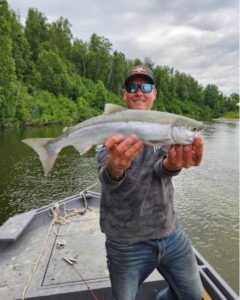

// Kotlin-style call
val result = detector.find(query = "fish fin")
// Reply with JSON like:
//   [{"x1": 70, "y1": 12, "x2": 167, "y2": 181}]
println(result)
[
  {"x1": 63, "y1": 126, "x2": 74, "y2": 134},
  {"x1": 73, "y1": 143, "x2": 92, "y2": 155},
  {"x1": 103, "y1": 103, "x2": 127, "y2": 115},
  {"x1": 22, "y1": 138, "x2": 59, "y2": 176}
]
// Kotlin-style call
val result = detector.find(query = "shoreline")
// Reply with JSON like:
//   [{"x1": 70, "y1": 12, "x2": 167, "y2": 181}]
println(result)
[
  {"x1": 212, "y1": 117, "x2": 239, "y2": 123},
  {"x1": 1, "y1": 115, "x2": 239, "y2": 131}
]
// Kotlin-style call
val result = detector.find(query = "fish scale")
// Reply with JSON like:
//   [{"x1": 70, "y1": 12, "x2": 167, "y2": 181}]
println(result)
[{"x1": 22, "y1": 103, "x2": 204, "y2": 175}]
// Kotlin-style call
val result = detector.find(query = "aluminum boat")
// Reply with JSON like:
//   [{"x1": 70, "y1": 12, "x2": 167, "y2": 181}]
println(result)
[{"x1": 0, "y1": 191, "x2": 238, "y2": 300}]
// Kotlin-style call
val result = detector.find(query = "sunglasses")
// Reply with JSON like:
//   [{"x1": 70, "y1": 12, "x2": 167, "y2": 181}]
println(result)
[{"x1": 125, "y1": 83, "x2": 154, "y2": 93}]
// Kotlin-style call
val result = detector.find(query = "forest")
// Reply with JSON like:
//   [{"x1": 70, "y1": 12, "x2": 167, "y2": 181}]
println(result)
[{"x1": 0, "y1": 0, "x2": 239, "y2": 128}]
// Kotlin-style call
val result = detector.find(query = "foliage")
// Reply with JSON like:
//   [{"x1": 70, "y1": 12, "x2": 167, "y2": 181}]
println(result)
[
  {"x1": 107, "y1": 51, "x2": 127, "y2": 95},
  {"x1": 0, "y1": 3, "x2": 18, "y2": 124},
  {"x1": 0, "y1": 1, "x2": 239, "y2": 127},
  {"x1": 222, "y1": 111, "x2": 239, "y2": 119},
  {"x1": 37, "y1": 49, "x2": 72, "y2": 95},
  {"x1": 24, "y1": 8, "x2": 49, "y2": 61},
  {"x1": 47, "y1": 17, "x2": 72, "y2": 61}
]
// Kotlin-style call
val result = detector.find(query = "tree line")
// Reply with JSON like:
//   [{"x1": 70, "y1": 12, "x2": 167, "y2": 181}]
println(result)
[{"x1": 0, "y1": 0, "x2": 239, "y2": 128}]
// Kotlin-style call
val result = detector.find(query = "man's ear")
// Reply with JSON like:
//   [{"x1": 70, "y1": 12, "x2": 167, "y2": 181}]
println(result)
[
  {"x1": 123, "y1": 89, "x2": 127, "y2": 101},
  {"x1": 153, "y1": 88, "x2": 157, "y2": 100}
]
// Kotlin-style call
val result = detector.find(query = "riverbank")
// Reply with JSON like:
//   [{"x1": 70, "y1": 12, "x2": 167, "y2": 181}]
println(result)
[
  {"x1": 213, "y1": 117, "x2": 239, "y2": 124},
  {"x1": 221, "y1": 111, "x2": 239, "y2": 119}
]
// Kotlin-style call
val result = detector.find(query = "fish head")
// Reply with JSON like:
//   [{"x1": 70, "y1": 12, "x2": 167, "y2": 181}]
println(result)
[{"x1": 172, "y1": 117, "x2": 205, "y2": 144}]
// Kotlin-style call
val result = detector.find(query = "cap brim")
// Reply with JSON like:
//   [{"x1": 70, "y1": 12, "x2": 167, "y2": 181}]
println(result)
[{"x1": 125, "y1": 74, "x2": 154, "y2": 85}]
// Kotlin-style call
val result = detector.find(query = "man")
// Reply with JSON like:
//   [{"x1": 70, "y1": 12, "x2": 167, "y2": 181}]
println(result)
[{"x1": 97, "y1": 65, "x2": 204, "y2": 300}]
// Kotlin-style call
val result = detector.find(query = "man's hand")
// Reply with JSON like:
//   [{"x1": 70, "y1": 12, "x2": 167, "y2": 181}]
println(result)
[
  {"x1": 163, "y1": 135, "x2": 204, "y2": 172},
  {"x1": 105, "y1": 134, "x2": 144, "y2": 179}
]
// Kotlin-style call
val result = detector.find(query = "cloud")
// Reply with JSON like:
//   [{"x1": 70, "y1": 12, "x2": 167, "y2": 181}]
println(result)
[{"x1": 8, "y1": 0, "x2": 239, "y2": 95}]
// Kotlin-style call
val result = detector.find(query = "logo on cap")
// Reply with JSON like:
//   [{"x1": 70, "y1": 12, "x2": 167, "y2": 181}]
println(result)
[{"x1": 131, "y1": 66, "x2": 147, "y2": 74}]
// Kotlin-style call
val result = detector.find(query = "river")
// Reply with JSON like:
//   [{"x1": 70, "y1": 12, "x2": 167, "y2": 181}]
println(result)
[{"x1": 0, "y1": 119, "x2": 239, "y2": 294}]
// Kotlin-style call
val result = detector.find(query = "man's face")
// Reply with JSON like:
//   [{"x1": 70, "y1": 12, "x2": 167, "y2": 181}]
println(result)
[{"x1": 123, "y1": 77, "x2": 157, "y2": 110}]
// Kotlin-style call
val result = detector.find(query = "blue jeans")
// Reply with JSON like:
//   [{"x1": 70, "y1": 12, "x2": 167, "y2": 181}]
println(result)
[{"x1": 105, "y1": 223, "x2": 203, "y2": 300}]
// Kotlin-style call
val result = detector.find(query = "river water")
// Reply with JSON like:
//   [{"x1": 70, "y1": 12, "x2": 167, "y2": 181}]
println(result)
[{"x1": 0, "y1": 119, "x2": 239, "y2": 293}]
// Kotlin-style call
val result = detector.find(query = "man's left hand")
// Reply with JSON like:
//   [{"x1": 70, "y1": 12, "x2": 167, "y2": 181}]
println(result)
[{"x1": 163, "y1": 135, "x2": 204, "y2": 172}]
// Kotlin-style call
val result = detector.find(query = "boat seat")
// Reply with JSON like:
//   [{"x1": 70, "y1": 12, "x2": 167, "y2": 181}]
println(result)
[{"x1": 0, "y1": 210, "x2": 36, "y2": 241}]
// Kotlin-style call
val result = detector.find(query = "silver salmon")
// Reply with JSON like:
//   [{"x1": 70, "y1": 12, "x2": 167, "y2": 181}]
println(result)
[{"x1": 22, "y1": 103, "x2": 204, "y2": 175}]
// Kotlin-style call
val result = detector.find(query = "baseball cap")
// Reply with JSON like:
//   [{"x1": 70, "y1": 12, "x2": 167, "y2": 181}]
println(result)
[{"x1": 125, "y1": 65, "x2": 155, "y2": 85}]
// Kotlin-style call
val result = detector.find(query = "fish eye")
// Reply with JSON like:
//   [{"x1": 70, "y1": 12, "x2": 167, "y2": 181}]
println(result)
[{"x1": 190, "y1": 126, "x2": 198, "y2": 132}]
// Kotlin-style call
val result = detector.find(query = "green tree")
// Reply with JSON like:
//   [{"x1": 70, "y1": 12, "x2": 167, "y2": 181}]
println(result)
[
  {"x1": 10, "y1": 13, "x2": 31, "y2": 81},
  {"x1": 47, "y1": 17, "x2": 73, "y2": 61},
  {"x1": 174, "y1": 71, "x2": 190, "y2": 102},
  {"x1": 127, "y1": 58, "x2": 143, "y2": 68},
  {"x1": 223, "y1": 93, "x2": 239, "y2": 112},
  {"x1": 25, "y1": 8, "x2": 49, "y2": 61},
  {"x1": 0, "y1": 2, "x2": 18, "y2": 124},
  {"x1": 37, "y1": 49, "x2": 71, "y2": 96},
  {"x1": 86, "y1": 33, "x2": 112, "y2": 84},
  {"x1": 71, "y1": 38, "x2": 88, "y2": 77},
  {"x1": 0, "y1": 1, "x2": 238, "y2": 127},
  {"x1": 107, "y1": 51, "x2": 127, "y2": 95},
  {"x1": 154, "y1": 66, "x2": 176, "y2": 108},
  {"x1": 92, "y1": 80, "x2": 108, "y2": 110},
  {"x1": 203, "y1": 84, "x2": 220, "y2": 115},
  {"x1": 0, "y1": 0, "x2": 9, "y2": 17},
  {"x1": 187, "y1": 77, "x2": 204, "y2": 105},
  {"x1": 144, "y1": 57, "x2": 155, "y2": 69}
]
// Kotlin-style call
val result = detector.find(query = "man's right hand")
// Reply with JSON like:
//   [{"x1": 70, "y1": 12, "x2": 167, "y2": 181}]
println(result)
[{"x1": 105, "y1": 134, "x2": 144, "y2": 179}]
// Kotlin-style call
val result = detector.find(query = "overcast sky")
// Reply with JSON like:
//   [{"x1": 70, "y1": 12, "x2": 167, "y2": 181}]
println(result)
[{"x1": 8, "y1": 0, "x2": 239, "y2": 96}]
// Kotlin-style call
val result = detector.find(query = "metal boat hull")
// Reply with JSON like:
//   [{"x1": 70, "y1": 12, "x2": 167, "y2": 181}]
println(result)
[{"x1": 0, "y1": 192, "x2": 238, "y2": 300}]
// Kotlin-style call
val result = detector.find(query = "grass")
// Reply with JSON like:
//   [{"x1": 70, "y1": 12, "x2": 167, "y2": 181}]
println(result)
[{"x1": 221, "y1": 111, "x2": 239, "y2": 119}]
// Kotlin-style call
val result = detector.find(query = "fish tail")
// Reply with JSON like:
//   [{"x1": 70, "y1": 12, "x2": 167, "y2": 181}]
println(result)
[{"x1": 22, "y1": 138, "x2": 59, "y2": 176}]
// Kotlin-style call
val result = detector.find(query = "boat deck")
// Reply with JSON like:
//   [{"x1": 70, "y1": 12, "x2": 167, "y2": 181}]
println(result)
[
  {"x1": 0, "y1": 192, "x2": 238, "y2": 300},
  {"x1": 0, "y1": 192, "x2": 166, "y2": 300}
]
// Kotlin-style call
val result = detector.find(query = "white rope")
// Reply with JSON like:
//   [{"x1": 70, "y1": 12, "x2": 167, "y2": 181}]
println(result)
[
  {"x1": 22, "y1": 218, "x2": 54, "y2": 300},
  {"x1": 79, "y1": 181, "x2": 99, "y2": 194},
  {"x1": 50, "y1": 197, "x2": 89, "y2": 236},
  {"x1": 21, "y1": 183, "x2": 99, "y2": 299},
  {"x1": 51, "y1": 203, "x2": 72, "y2": 236},
  {"x1": 22, "y1": 203, "x2": 77, "y2": 299}
]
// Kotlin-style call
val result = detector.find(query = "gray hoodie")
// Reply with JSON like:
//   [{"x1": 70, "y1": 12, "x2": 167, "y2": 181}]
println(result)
[{"x1": 96, "y1": 144, "x2": 181, "y2": 244}]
